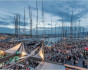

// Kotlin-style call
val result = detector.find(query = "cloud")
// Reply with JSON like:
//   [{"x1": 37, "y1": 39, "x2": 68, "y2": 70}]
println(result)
[{"x1": 0, "y1": 0, "x2": 88, "y2": 34}]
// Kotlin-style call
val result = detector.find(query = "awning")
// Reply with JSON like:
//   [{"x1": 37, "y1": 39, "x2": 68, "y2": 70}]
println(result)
[
  {"x1": 5, "y1": 43, "x2": 21, "y2": 54},
  {"x1": 36, "y1": 62, "x2": 65, "y2": 70}
]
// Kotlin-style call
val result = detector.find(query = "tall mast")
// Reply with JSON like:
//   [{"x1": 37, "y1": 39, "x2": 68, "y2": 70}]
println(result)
[
  {"x1": 66, "y1": 26, "x2": 67, "y2": 39},
  {"x1": 70, "y1": 11, "x2": 73, "y2": 39},
  {"x1": 31, "y1": 10, "x2": 32, "y2": 38},
  {"x1": 65, "y1": 23, "x2": 67, "y2": 39},
  {"x1": 55, "y1": 24, "x2": 56, "y2": 43},
  {"x1": 41, "y1": 1, "x2": 44, "y2": 58},
  {"x1": 58, "y1": 25, "x2": 60, "y2": 41},
  {"x1": 16, "y1": 14, "x2": 18, "y2": 38},
  {"x1": 42, "y1": 0, "x2": 44, "y2": 38},
  {"x1": 78, "y1": 20, "x2": 81, "y2": 40},
  {"x1": 29, "y1": 6, "x2": 31, "y2": 36},
  {"x1": 24, "y1": 9, "x2": 26, "y2": 37},
  {"x1": 83, "y1": 27, "x2": 84, "y2": 38},
  {"x1": 51, "y1": 19, "x2": 52, "y2": 41},
  {"x1": 55, "y1": 24, "x2": 56, "y2": 38},
  {"x1": 36, "y1": 1, "x2": 38, "y2": 38},
  {"x1": 67, "y1": 25, "x2": 68, "y2": 38},
  {"x1": 62, "y1": 17, "x2": 64, "y2": 38},
  {"x1": 75, "y1": 21, "x2": 77, "y2": 38},
  {"x1": 15, "y1": 14, "x2": 19, "y2": 38},
  {"x1": 48, "y1": 25, "x2": 49, "y2": 43},
  {"x1": 29, "y1": 6, "x2": 32, "y2": 38},
  {"x1": 14, "y1": 16, "x2": 16, "y2": 37},
  {"x1": 18, "y1": 14, "x2": 20, "y2": 39}
]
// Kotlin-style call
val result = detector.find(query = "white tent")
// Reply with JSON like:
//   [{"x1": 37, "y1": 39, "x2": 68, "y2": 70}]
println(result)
[
  {"x1": 32, "y1": 47, "x2": 44, "y2": 60},
  {"x1": 19, "y1": 43, "x2": 28, "y2": 55},
  {"x1": 19, "y1": 47, "x2": 40, "y2": 59},
  {"x1": 5, "y1": 43, "x2": 21, "y2": 54},
  {"x1": 35, "y1": 62, "x2": 65, "y2": 70}
]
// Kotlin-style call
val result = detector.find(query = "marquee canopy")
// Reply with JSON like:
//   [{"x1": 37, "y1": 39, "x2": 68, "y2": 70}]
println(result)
[{"x1": 5, "y1": 43, "x2": 21, "y2": 54}]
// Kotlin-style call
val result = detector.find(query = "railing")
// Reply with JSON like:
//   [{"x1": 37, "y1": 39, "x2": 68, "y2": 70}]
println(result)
[
  {"x1": 0, "y1": 54, "x2": 19, "y2": 63},
  {"x1": 65, "y1": 64, "x2": 88, "y2": 70},
  {"x1": 3, "y1": 56, "x2": 88, "y2": 70}
]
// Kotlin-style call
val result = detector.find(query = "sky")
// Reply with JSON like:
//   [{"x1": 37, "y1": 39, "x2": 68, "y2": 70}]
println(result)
[{"x1": 0, "y1": 0, "x2": 88, "y2": 34}]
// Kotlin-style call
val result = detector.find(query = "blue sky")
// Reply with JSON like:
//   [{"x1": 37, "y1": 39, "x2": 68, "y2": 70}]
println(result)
[{"x1": 0, "y1": 0, "x2": 88, "y2": 33}]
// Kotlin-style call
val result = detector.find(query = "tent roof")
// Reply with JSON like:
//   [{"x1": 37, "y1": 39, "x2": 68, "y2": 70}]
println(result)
[
  {"x1": 38, "y1": 62, "x2": 65, "y2": 70},
  {"x1": 32, "y1": 47, "x2": 44, "y2": 60},
  {"x1": 5, "y1": 43, "x2": 21, "y2": 54}
]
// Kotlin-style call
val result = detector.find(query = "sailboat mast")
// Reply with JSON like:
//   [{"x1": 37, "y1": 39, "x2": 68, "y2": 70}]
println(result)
[
  {"x1": 55, "y1": 24, "x2": 56, "y2": 43},
  {"x1": 18, "y1": 14, "x2": 20, "y2": 39},
  {"x1": 31, "y1": 10, "x2": 32, "y2": 38},
  {"x1": 14, "y1": 16, "x2": 16, "y2": 37},
  {"x1": 70, "y1": 11, "x2": 73, "y2": 39},
  {"x1": 55, "y1": 24, "x2": 56, "y2": 38},
  {"x1": 51, "y1": 19, "x2": 52, "y2": 41},
  {"x1": 83, "y1": 27, "x2": 84, "y2": 38},
  {"x1": 29, "y1": 6, "x2": 32, "y2": 38},
  {"x1": 42, "y1": 1, "x2": 44, "y2": 38},
  {"x1": 15, "y1": 14, "x2": 19, "y2": 38},
  {"x1": 62, "y1": 17, "x2": 64, "y2": 38},
  {"x1": 24, "y1": 9, "x2": 26, "y2": 37},
  {"x1": 65, "y1": 23, "x2": 67, "y2": 39},
  {"x1": 74, "y1": 21, "x2": 76, "y2": 38},
  {"x1": 29, "y1": 6, "x2": 31, "y2": 36},
  {"x1": 36, "y1": 1, "x2": 38, "y2": 38},
  {"x1": 78, "y1": 20, "x2": 81, "y2": 40}
]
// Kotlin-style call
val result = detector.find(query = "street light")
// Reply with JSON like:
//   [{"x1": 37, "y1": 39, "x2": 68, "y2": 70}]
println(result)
[
  {"x1": 22, "y1": 51, "x2": 26, "y2": 56},
  {"x1": 0, "y1": 50, "x2": 4, "y2": 57},
  {"x1": 0, "y1": 50, "x2": 4, "y2": 54}
]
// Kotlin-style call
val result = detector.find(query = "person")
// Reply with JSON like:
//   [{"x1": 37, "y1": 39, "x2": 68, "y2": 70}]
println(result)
[
  {"x1": 84, "y1": 61, "x2": 87, "y2": 68},
  {"x1": 70, "y1": 58, "x2": 73, "y2": 65},
  {"x1": 82, "y1": 59, "x2": 85, "y2": 67},
  {"x1": 75, "y1": 60, "x2": 78, "y2": 65},
  {"x1": 74, "y1": 60, "x2": 76, "y2": 66},
  {"x1": 26, "y1": 67, "x2": 29, "y2": 70}
]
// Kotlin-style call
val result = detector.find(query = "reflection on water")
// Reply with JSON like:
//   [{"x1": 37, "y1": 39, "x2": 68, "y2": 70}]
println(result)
[
  {"x1": 31, "y1": 37, "x2": 62, "y2": 46},
  {"x1": 45, "y1": 37, "x2": 60, "y2": 42},
  {"x1": 44, "y1": 37, "x2": 62, "y2": 46}
]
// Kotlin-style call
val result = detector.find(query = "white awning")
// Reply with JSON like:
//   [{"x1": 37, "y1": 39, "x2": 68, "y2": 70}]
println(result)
[
  {"x1": 5, "y1": 43, "x2": 21, "y2": 54},
  {"x1": 32, "y1": 47, "x2": 44, "y2": 60},
  {"x1": 38, "y1": 62, "x2": 65, "y2": 70}
]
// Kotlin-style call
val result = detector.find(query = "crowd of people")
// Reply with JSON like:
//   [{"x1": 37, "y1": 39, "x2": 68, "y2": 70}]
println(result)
[
  {"x1": 0, "y1": 42, "x2": 19, "y2": 51},
  {"x1": 0, "y1": 42, "x2": 19, "y2": 58},
  {"x1": 8, "y1": 59, "x2": 39, "y2": 70},
  {"x1": 23, "y1": 41, "x2": 42, "y2": 54},
  {"x1": 0, "y1": 40, "x2": 41, "y2": 54},
  {"x1": 44, "y1": 39, "x2": 88, "y2": 68},
  {"x1": 0, "y1": 38, "x2": 88, "y2": 69}
]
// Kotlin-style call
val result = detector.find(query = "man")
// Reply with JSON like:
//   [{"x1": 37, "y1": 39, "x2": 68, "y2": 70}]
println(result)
[{"x1": 82, "y1": 59, "x2": 85, "y2": 67}]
